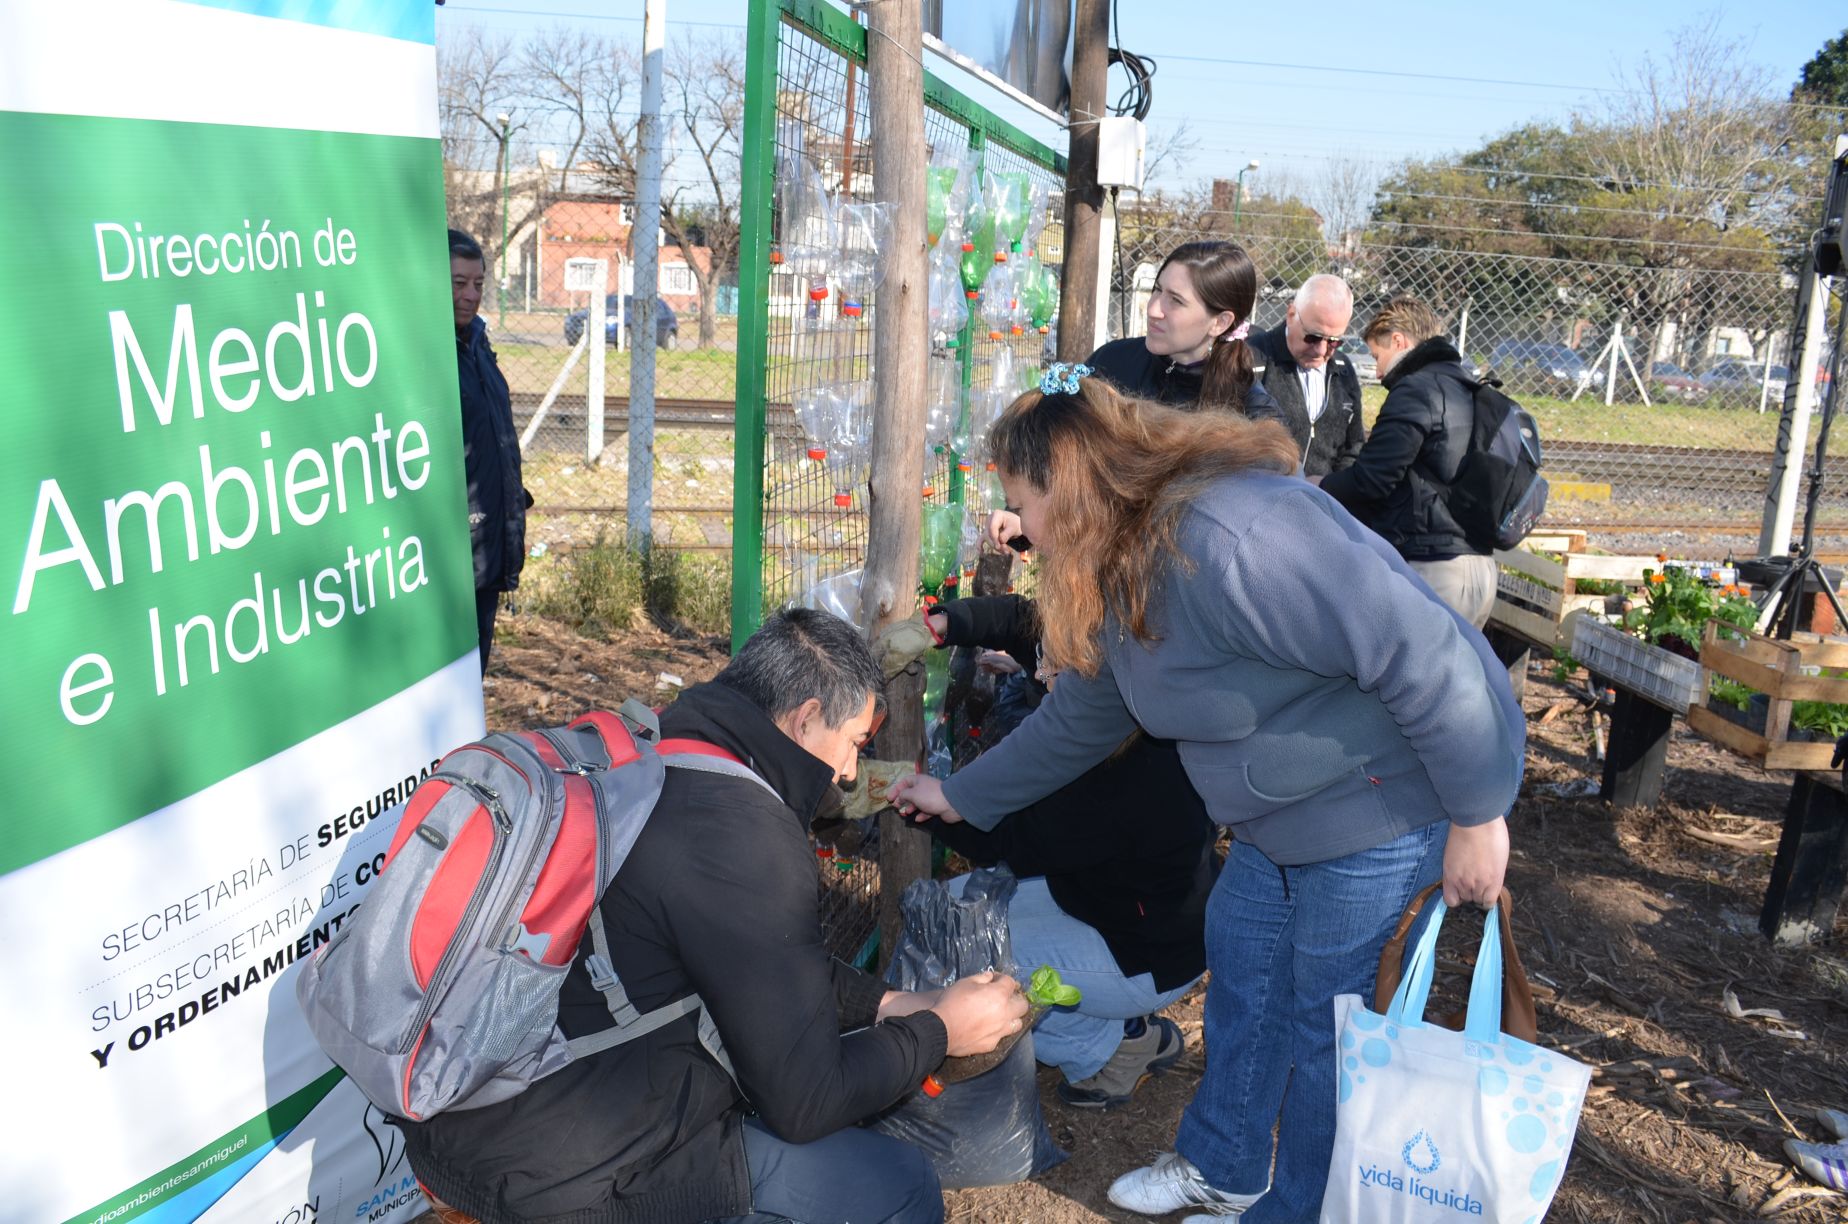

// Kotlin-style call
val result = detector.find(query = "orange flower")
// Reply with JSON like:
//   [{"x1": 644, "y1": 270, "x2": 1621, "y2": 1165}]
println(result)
[
  {"x1": 1656, "y1": 553, "x2": 1668, "y2": 563},
  {"x1": 1649, "y1": 573, "x2": 1667, "y2": 585}
]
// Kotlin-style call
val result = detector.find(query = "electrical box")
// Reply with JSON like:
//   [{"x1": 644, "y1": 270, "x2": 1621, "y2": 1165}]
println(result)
[{"x1": 1097, "y1": 116, "x2": 1146, "y2": 192}]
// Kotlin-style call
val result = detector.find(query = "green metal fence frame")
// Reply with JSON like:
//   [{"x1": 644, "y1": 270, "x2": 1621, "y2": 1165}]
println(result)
[{"x1": 730, "y1": 0, "x2": 1067, "y2": 650}]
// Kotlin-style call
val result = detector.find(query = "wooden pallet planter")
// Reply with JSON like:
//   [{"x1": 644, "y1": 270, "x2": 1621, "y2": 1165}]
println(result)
[
  {"x1": 1685, "y1": 622, "x2": 1848, "y2": 772},
  {"x1": 1684, "y1": 620, "x2": 1848, "y2": 943},
  {"x1": 1489, "y1": 535, "x2": 1660, "y2": 653}
]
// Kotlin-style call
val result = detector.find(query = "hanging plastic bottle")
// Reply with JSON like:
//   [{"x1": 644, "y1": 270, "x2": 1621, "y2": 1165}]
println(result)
[
  {"x1": 925, "y1": 149, "x2": 972, "y2": 249},
  {"x1": 985, "y1": 171, "x2": 1030, "y2": 263},
  {"x1": 980, "y1": 261, "x2": 1028, "y2": 340},
  {"x1": 777, "y1": 153, "x2": 837, "y2": 315},
  {"x1": 958, "y1": 507, "x2": 983, "y2": 586},
  {"x1": 834, "y1": 202, "x2": 890, "y2": 321},
  {"x1": 983, "y1": 461, "x2": 1006, "y2": 511},
  {"x1": 828, "y1": 382, "x2": 873, "y2": 508},
  {"x1": 958, "y1": 177, "x2": 995, "y2": 297},
  {"x1": 922, "y1": 354, "x2": 961, "y2": 497},
  {"x1": 927, "y1": 244, "x2": 969, "y2": 348},
  {"x1": 1023, "y1": 256, "x2": 1057, "y2": 334},
  {"x1": 793, "y1": 384, "x2": 837, "y2": 462},
  {"x1": 919, "y1": 501, "x2": 963, "y2": 592}
]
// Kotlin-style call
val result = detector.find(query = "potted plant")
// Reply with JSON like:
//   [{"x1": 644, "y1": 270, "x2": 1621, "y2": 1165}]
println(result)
[{"x1": 1622, "y1": 561, "x2": 1757, "y2": 659}]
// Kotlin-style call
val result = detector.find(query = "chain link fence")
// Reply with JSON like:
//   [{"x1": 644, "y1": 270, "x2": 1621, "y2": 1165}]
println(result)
[{"x1": 1112, "y1": 217, "x2": 1846, "y2": 557}]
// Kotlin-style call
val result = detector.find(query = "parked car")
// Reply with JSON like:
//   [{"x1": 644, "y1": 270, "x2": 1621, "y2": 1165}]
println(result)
[
  {"x1": 563, "y1": 295, "x2": 679, "y2": 349},
  {"x1": 1339, "y1": 336, "x2": 1378, "y2": 382},
  {"x1": 1647, "y1": 361, "x2": 1708, "y2": 403},
  {"x1": 1487, "y1": 340, "x2": 1592, "y2": 397},
  {"x1": 1699, "y1": 359, "x2": 1786, "y2": 405}
]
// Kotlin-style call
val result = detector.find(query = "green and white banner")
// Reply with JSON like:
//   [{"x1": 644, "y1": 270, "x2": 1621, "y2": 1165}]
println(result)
[{"x1": 0, "y1": 3, "x2": 483, "y2": 1220}]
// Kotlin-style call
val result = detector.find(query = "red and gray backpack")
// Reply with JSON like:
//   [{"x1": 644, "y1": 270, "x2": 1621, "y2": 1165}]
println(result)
[{"x1": 295, "y1": 700, "x2": 776, "y2": 1120}]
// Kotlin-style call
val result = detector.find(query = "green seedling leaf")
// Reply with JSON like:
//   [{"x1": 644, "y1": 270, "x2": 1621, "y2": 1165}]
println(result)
[{"x1": 1026, "y1": 965, "x2": 1083, "y2": 1007}]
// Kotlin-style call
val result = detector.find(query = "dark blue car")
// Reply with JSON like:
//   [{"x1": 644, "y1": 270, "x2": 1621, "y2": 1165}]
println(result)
[{"x1": 563, "y1": 295, "x2": 679, "y2": 349}]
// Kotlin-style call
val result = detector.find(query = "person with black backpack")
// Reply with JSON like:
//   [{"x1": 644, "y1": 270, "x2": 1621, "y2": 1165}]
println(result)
[{"x1": 1318, "y1": 296, "x2": 1523, "y2": 628}]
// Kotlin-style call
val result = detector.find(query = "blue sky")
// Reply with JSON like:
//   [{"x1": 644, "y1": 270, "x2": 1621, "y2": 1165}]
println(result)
[{"x1": 437, "y1": 0, "x2": 1843, "y2": 192}]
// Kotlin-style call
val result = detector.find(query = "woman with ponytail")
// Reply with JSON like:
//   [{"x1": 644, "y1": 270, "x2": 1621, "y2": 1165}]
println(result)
[
  {"x1": 893, "y1": 366, "x2": 1523, "y2": 1223},
  {"x1": 1090, "y1": 240, "x2": 1280, "y2": 418}
]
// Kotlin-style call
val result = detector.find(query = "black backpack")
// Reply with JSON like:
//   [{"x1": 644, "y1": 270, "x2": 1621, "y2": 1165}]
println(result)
[{"x1": 1446, "y1": 375, "x2": 1548, "y2": 551}]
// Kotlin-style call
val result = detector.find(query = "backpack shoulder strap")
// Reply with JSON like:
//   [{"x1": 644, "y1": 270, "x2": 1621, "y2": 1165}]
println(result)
[{"x1": 656, "y1": 737, "x2": 783, "y2": 804}]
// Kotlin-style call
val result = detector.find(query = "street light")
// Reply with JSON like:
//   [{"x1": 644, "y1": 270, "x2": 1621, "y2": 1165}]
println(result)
[
  {"x1": 496, "y1": 112, "x2": 511, "y2": 329},
  {"x1": 1233, "y1": 158, "x2": 1259, "y2": 233}
]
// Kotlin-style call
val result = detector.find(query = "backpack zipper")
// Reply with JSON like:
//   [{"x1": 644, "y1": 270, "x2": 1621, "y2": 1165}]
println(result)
[{"x1": 399, "y1": 773, "x2": 512, "y2": 1053}]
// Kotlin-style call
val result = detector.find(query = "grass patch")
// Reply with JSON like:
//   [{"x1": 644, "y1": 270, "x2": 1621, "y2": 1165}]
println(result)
[
  {"x1": 526, "y1": 533, "x2": 731, "y2": 637},
  {"x1": 1359, "y1": 386, "x2": 1780, "y2": 450}
]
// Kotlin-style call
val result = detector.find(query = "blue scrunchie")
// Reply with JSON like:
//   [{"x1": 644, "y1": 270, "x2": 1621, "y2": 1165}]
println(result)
[{"x1": 1038, "y1": 361, "x2": 1092, "y2": 395}]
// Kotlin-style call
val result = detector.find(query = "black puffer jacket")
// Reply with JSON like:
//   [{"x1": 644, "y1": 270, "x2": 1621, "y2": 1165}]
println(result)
[
  {"x1": 1245, "y1": 322, "x2": 1366, "y2": 477},
  {"x1": 457, "y1": 317, "x2": 529, "y2": 592},
  {"x1": 1318, "y1": 337, "x2": 1483, "y2": 559},
  {"x1": 400, "y1": 683, "x2": 947, "y2": 1223},
  {"x1": 1087, "y1": 337, "x2": 1282, "y2": 421}
]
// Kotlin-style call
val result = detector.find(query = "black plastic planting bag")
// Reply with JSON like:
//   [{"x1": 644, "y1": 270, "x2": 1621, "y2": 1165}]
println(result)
[{"x1": 872, "y1": 868, "x2": 1067, "y2": 1188}]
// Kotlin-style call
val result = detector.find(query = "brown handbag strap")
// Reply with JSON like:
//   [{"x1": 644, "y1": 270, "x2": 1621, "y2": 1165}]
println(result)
[{"x1": 1373, "y1": 883, "x2": 1538, "y2": 1043}]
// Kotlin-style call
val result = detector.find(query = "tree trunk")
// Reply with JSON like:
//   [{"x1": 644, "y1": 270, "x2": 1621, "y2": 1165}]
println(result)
[
  {"x1": 1057, "y1": 0, "x2": 1109, "y2": 361},
  {"x1": 863, "y1": 0, "x2": 931, "y2": 970}
]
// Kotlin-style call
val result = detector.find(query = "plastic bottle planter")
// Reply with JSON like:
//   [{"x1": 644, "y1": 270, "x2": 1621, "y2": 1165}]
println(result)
[
  {"x1": 927, "y1": 247, "x2": 969, "y2": 347},
  {"x1": 920, "y1": 501, "x2": 964, "y2": 592},
  {"x1": 828, "y1": 382, "x2": 874, "y2": 508},
  {"x1": 793, "y1": 385, "x2": 837, "y2": 463},
  {"x1": 926, "y1": 155, "x2": 973, "y2": 250},
  {"x1": 985, "y1": 172, "x2": 1030, "y2": 263},
  {"x1": 959, "y1": 186, "x2": 996, "y2": 296},
  {"x1": 835, "y1": 203, "x2": 890, "y2": 321},
  {"x1": 981, "y1": 262, "x2": 1027, "y2": 340},
  {"x1": 1569, "y1": 615, "x2": 1703, "y2": 714}
]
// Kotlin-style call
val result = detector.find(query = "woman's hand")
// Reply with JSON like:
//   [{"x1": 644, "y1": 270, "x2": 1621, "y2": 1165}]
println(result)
[
  {"x1": 887, "y1": 773, "x2": 963, "y2": 824},
  {"x1": 987, "y1": 509, "x2": 1024, "y2": 553},
  {"x1": 1443, "y1": 817, "x2": 1509, "y2": 907}
]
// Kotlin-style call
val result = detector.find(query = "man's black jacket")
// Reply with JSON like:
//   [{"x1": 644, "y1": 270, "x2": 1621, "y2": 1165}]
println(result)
[
  {"x1": 1318, "y1": 337, "x2": 1483, "y2": 560},
  {"x1": 457, "y1": 316, "x2": 529, "y2": 592},
  {"x1": 1245, "y1": 322, "x2": 1366, "y2": 478},
  {"x1": 1087, "y1": 336, "x2": 1282, "y2": 421},
  {"x1": 400, "y1": 683, "x2": 947, "y2": 1223},
  {"x1": 925, "y1": 596, "x2": 1216, "y2": 991}
]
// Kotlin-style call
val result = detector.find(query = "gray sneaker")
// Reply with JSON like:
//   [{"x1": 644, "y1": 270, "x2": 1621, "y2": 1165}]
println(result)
[{"x1": 1057, "y1": 1015, "x2": 1185, "y2": 1109}]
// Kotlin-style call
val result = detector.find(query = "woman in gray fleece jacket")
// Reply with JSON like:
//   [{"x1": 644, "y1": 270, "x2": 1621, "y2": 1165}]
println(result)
[{"x1": 891, "y1": 366, "x2": 1524, "y2": 1223}]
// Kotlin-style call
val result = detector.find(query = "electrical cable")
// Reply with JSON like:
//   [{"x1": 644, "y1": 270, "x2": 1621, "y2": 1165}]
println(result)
[{"x1": 1107, "y1": 0, "x2": 1153, "y2": 122}]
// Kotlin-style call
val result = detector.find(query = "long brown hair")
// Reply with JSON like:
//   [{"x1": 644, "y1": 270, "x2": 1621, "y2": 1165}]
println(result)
[
  {"x1": 1158, "y1": 241, "x2": 1259, "y2": 413},
  {"x1": 990, "y1": 375, "x2": 1299, "y2": 676}
]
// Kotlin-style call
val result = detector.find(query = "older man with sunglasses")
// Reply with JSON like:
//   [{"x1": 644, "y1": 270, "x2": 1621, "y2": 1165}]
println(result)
[{"x1": 1247, "y1": 274, "x2": 1366, "y2": 478}]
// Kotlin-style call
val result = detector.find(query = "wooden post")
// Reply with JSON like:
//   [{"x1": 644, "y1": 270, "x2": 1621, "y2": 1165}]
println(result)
[
  {"x1": 1056, "y1": 0, "x2": 1109, "y2": 361},
  {"x1": 1599, "y1": 688, "x2": 1674, "y2": 809},
  {"x1": 862, "y1": 0, "x2": 932, "y2": 970},
  {"x1": 1761, "y1": 772, "x2": 1848, "y2": 944}
]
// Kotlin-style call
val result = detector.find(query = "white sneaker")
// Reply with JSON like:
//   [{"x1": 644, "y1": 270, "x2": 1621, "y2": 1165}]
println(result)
[
  {"x1": 1818, "y1": 1106, "x2": 1848, "y2": 1141},
  {"x1": 1107, "y1": 1151, "x2": 1267, "y2": 1216}
]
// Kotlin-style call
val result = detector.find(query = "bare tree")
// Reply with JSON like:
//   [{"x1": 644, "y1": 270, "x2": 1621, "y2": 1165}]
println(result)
[
  {"x1": 519, "y1": 27, "x2": 615, "y2": 195},
  {"x1": 660, "y1": 37, "x2": 746, "y2": 349},
  {"x1": 1310, "y1": 155, "x2": 1380, "y2": 249},
  {"x1": 438, "y1": 27, "x2": 546, "y2": 275}
]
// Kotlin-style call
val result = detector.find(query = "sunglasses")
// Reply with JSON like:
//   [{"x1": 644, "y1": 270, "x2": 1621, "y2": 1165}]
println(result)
[{"x1": 1301, "y1": 331, "x2": 1344, "y2": 348}]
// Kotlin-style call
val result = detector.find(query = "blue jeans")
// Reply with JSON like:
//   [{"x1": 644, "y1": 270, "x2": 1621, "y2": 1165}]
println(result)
[
  {"x1": 711, "y1": 1117, "x2": 943, "y2": 1224},
  {"x1": 1175, "y1": 823, "x2": 1449, "y2": 1223},
  {"x1": 952, "y1": 874, "x2": 1199, "y2": 1082}
]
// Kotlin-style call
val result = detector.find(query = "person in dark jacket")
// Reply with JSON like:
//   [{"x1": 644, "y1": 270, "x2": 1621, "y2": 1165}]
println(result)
[
  {"x1": 400, "y1": 610, "x2": 1027, "y2": 1224},
  {"x1": 1086, "y1": 240, "x2": 1281, "y2": 421},
  {"x1": 1318, "y1": 296, "x2": 1497, "y2": 627},
  {"x1": 1246, "y1": 274, "x2": 1366, "y2": 478},
  {"x1": 450, "y1": 228, "x2": 530, "y2": 670},
  {"x1": 921, "y1": 593, "x2": 1216, "y2": 1110}
]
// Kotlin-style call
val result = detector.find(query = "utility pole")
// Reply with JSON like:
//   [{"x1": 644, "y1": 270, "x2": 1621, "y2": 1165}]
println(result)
[
  {"x1": 629, "y1": 0, "x2": 665, "y2": 538},
  {"x1": 1233, "y1": 158, "x2": 1258, "y2": 234},
  {"x1": 1057, "y1": 0, "x2": 1108, "y2": 361},
  {"x1": 497, "y1": 112, "x2": 512, "y2": 329},
  {"x1": 862, "y1": 0, "x2": 931, "y2": 968}
]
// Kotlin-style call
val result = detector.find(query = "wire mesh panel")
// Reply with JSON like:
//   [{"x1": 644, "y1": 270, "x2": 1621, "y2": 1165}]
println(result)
[
  {"x1": 1110, "y1": 219, "x2": 1846, "y2": 555},
  {"x1": 733, "y1": 0, "x2": 1066, "y2": 960}
]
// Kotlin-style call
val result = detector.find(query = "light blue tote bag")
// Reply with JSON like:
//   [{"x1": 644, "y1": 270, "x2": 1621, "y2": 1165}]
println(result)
[{"x1": 1320, "y1": 899, "x2": 1591, "y2": 1223}]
